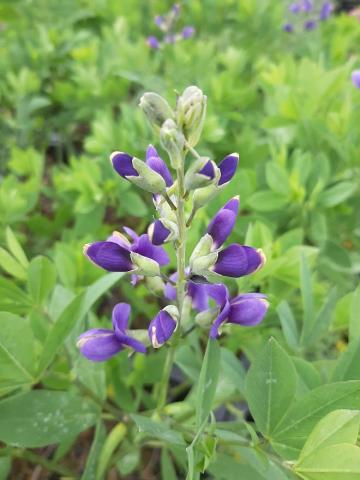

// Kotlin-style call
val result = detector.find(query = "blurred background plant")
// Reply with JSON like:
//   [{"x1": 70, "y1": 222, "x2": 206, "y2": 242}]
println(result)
[{"x1": 0, "y1": 0, "x2": 360, "y2": 478}]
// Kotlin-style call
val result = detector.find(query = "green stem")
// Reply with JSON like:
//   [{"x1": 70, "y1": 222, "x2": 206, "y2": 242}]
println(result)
[{"x1": 156, "y1": 159, "x2": 187, "y2": 414}]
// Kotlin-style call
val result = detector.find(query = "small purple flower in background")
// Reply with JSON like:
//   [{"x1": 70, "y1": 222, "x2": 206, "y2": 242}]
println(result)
[
  {"x1": 319, "y1": 1, "x2": 333, "y2": 20},
  {"x1": 302, "y1": 0, "x2": 313, "y2": 12},
  {"x1": 146, "y1": 3, "x2": 195, "y2": 49},
  {"x1": 77, "y1": 303, "x2": 146, "y2": 361},
  {"x1": 304, "y1": 19, "x2": 317, "y2": 30},
  {"x1": 283, "y1": 0, "x2": 333, "y2": 33},
  {"x1": 352, "y1": 70, "x2": 360, "y2": 89},
  {"x1": 289, "y1": 3, "x2": 301, "y2": 14},
  {"x1": 283, "y1": 23, "x2": 294, "y2": 33}
]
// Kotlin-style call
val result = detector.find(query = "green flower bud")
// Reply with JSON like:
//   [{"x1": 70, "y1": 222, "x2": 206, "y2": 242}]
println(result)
[
  {"x1": 195, "y1": 309, "x2": 217, "y2": 328},
  {"x1": 130, "y1": 252, "x2": 160, "y2": 277},
  {"x1": 177, "y1": 86, "x2": 207, "y2": 148},
  {"x1": 160, "y1": 119, "x2": 185, "y2": 168},
  {"x1": 130, "y1": 157, "x2": 166, "y2": 194},
  {"x1": 189, "y1": 234, "x2": 218, "y2": 276},
  {"x1": 139, "y1": 92, "x2": 174, "y2": 131}
]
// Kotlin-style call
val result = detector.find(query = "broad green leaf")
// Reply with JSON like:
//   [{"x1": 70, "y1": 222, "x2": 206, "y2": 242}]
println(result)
[
  {"x1": 298, "y1": 410, "x2": 360, "y2": 462},
  {"x1": 0, "y1": 247, "x2": 27, "y2": 280},
  {"x1": 300, "y1": 253, "x2": 314, "y2": 346},
  {"x1": 81, "y1": 421, "x2": 106, "y2": 480},
  {"x1": 5, "y1": 227, "x2": 28, "y2": 268},
  {"x1": 0, "y1": 312, "x2": 35, "y2": 388},
  {"x1": 131, "y1": 414, "x2": 185, "y2": 446},
  {"x1": 27, "y1": 255, "x2": 57, "y2": 305},
  {"x1": 332, "y1": 338, "x2": 360, "y2": 382},
  {"x1": 96, "y1": 423, "x2": 127, "y2": 480},
  {"x1": 273, "y1": 381, "x2": 360, "y2": 458},
  {"x1": 277, "y1": 300, "x2": 299, "y2": 351},
  {"x1": 293, "y1": 357, "x2": 321, "y2": 395},
  {"x1": 295, "y1": 443, "x2": 360, "y2": 480},
  {"x1": 265, "y1": 162, "x2": 290, "y2": 195},
  {"x1": 318, "y1": 181, "x2": 357, "y2": 207},
  {"x1": 0, "y1": 457, "x2": 11, "y2": 480},
  {"x1": 247, "y1": 191, "x2": 288, "y2": 212},
  {"x1": 245, "y1": 338, "x2": 297, "y2": 435},
  {"x1": 161, "y1": 449, "x2": 177, "y2": 480},
  {"x1": 305, "y1": 287, "x2": 338, "y2": 346},
  {"x1": 0, "y1": 390, "x2": 99, "y2": 447},
  {"x1": 220, "y1": 347, "x2": 246, "y2": 395},
  {"x1": 196, "y1": 339, "x2": 220, "y2": 428},
  {"x1": 37, "y1": 272, "x2": 123, "y2": 376}
]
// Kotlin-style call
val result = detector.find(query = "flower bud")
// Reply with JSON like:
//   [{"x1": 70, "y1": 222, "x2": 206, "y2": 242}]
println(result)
[
  {"x1": 139, "y1": 92, "x2": 174, "y2": 131},
  {"x1": 130, "y1": 252, "x2": 161, "y2": 277},
  {"x1": 177, "y1": 86, "x2": 207, "y2": 148},
  {"x1": 148, "y1": 306, "x2": 179, "y2": 348},
  {"x1": 189, "y1": 234, "x2": 218, "y2": 276},
  {"x1": 148, "y1": 218, "x2": 178, "y2": 245},
  {"x1": 195, "y1": 309, "x2": 217, "y2": 328},
  {"x1": 160, "y1": 119, "x2": 185, "y2": 168},
  {"x1": 184, "y1": 157, "x2": 218, "y2": 191}
]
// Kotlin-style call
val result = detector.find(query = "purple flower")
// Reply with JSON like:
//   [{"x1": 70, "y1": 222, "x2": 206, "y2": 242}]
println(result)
[
  {"x1": 319, "y1": 2, "x2": 333, "y2": 20},
  {"x1": 283, "y1": 23, "x2": 294, "y2": 33},
  {"x1": 212, "y1": 244, "x2": 266, "y2": 278},
  {"x1": 304, "y1": 19, "x2": 317, "y2": 30},
  {"x1": 351, "y1": 70, "x2": 360, "y2": 89},
  {"x1": 155, "y1": 15, "x2": 163, "y2": 27},
  {"x1": 207, "y1": 196, "x2": 240, "y2": 249},
  {"x1": 206, "y1": 285, "x2": 269, "y2": 338},
  {"x1": 182, "y1": 26, "x2": 195, "y2": 39},
  {"x1": 84, "y1": 229, "x2": 169, "y2": 273},
  {"x1": 149, "y1": 308, "x2": 178, "y2": 347},
  {"x1": 146, "y1": 145, "x2": 173, "y2": 187},
  {"x1": 165, "y1": 273, "x2": 209, "y2": 312},
  {"x1": 218, "y1": 153, "x2": 239, "y2": 186},
  {"x1": 147, "y1": 36, "x2": 159, "y2": 49},
  {"x1": 289, "y1": 3, "x2": 301, "y2": 13},
  {"x1": 77, "y1": 303, "x2": 146, "y2": 361},
  {"x1": 302, "y1": 0, "x2": 313, "y2": 12}
]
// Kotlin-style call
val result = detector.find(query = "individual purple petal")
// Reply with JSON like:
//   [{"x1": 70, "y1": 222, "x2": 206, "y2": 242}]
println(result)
[
  {"x1": 132, "y1": 234, "x2": 170, "y2": 266},
  {"x1": 207, "y1": 201, "x2": 238, "y2": 249},
  {"x1": 212, "y1": 244, "x2": 265, "y2": 278},
  {"x1": 206, "y1": 283, "x2": 229, "y2": 307},
  {"x1": 182, "y1": 26, "x2": 195, "y2": 39},
  {"x1": 112, "y1": 303, "x2": 131, "y2": 334},
  {"x1": 218, "y1": 154, "x2": 239, "y2": 186},
  {"x1": 146, "y1": 145, "x2": 173, "y2": 187},
  {"x1": 304, "y1": 19, "x2": 317, "y2": 30},
  {"x1": 199, "y1": 160, "x2": 215, "y2": 179},
  {"x1": 319, "y1": 1, "x2": 333, "y2": 20},
  {"x1": 228, "y1": 294, "x2": 269, "y2": 326},
  {"x1": 223, "y1": 196, "x2": 240, "y2": 215},
  {"x1": 351, "y1": 70, "x2": 360, "y2": 89},
  {"x1": 116, "y1": 333, "x2": 147, "y2": 353},
  {"x1": 147, "y1": 36, "x2": 159, "y2": 49},
  {"x1": 149, "y1": 220, "x2": 171, "y2": 245},
  {"x1": 107, "y1": 231, "x2": 131, "y2": 249},
  {"x1": 209, "y1": 300, "x2": 231, "y2": 339},
  {"x1": 123, "y1": 226, "x2": 139, "y2": 242},
  {"x1": 188, "y1": 282, "x2": 209, "y2": 312},
  {"x1": 148, "y1": 310, "x2": 176, "y2": 347},
  {"x1": 111, "y1": 152, "x2": 138, "y2": 178},
  {"x1": 77, "y1": 329, "x2": 123, "y2": 362},
  {"x1": 164, "y1": 272, "x2": 178, "y2": 300},
  {"x1": 84, "y1": 242, "x2": 133, "y2": 272},
  {"x1": 283, "y1": 23, "x2": 294, "y2": 33}
]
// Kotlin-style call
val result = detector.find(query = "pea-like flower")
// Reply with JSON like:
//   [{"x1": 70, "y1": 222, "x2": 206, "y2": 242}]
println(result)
[
  {"x1": 148, "y1": 306, "x2": 179, "y2": 347},
  {"x1": 84, "y1": 227, "x2": 169, "y2": 277},
  {"x1": 207, "y1": 196, "x2": 239, "y2": 249},
  {"x1": 111, "y1": 145, "x2": 173, "y2": 193},
  {"x1": 77, "y1": 303, "x2": 146, "y2": 361},
  {"x1": 319, "y1": 2, "x2": 333, "y2": 20},
  {"x1": 203, "y1": 284, "x2": 269, "y2": 338}
]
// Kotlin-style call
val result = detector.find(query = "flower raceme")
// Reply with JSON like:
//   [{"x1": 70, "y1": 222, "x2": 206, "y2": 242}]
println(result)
[{"x1": 78, "y1": 85, "x2": 268, "y2": 363}]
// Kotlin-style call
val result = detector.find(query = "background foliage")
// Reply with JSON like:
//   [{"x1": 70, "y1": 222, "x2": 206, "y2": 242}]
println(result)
[{"x1": 0, "y1": 0, "x2": 359, "y2": 478}]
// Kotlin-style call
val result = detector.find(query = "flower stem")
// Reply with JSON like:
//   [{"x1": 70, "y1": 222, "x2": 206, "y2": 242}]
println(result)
[{"x1": 156, "y1": 158, "x2": 187, "y2": 414}]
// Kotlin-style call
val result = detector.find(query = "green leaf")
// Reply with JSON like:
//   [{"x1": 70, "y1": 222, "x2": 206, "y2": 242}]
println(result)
[
  {"x1": 196, "y1": 339, "x2": 221, "y2": 428},
  {"x1": 300, "y1": 253, "x2": 314, "y2": 346},
  {"x1": 220, "y1": 347, "x2": 246, "y2": 395},
  {"x1": 247, "y1": 191, "x2": 288, "y2": 212},
  {"x1": 96, "y1": 423, "x2": 127, "y2": 480},
  {"x1": 295, "y1": 443, "x2": 360, "y2": 479},
  {"x1": 0, "y1": 457, "x2": 11, "y2": 480},
  {"x1": 5, "y1": 227, "x2": 28, "y2": 268},
  {"x1": 298, "y1": 410, "x2": 360, "y2": 463},
  {"x1": 273, "y1": 381, "x2": 360, "y2": 458},
  {"x1": 318, "y1": 181, "x2": 357, "y2": 207},
  {"x1": 0, "y1": 390, "x2": 99, "y2": 448},
  {"x1": 0, "y1": 312, "x2": 35, "y2": 388},
  {"x1": 265, "y1": 162, "x2": 290, "y2": 195},
  {"x1": 161, "y1": 449, "x2": 178, "y2": 480},
  {"x1": 0, "y1": 247, "x2": 27, "y2": 280},
  {"x1": 349, "y1": 284, "x2": 360, "y2": 341},
  {"x1": 245, "y1": 338, "x2": 297, "y2": 435},
  {"x1": 131, "y1": 414, "x2": 185, "y2": 446},
  {"x1": 37, "y1": 272, "x2": 123, "y2": 376},
  {"x1": 277, "y1": 301, "x2": 299, "y2": 351},
  {"x1": 27, "y1": 256, "x2": 57, "y2": 305},
  {"x1": 305, "y1": 287, "x2": 338, "y2": 346},
  {"x1": 81, "y1": 421, "x2": 106, "y2": 480},
  {"x1": 332, "y1": 338, "x2": 360, "y2": 382}
]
